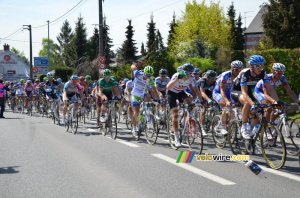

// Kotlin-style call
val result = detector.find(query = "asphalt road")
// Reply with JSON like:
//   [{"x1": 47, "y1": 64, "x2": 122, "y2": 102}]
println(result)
[{"x1": 1, "y1": 110, "x2": 300, "y2": 198}]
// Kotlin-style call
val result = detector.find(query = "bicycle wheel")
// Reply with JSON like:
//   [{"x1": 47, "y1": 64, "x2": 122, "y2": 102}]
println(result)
[
  {"x1": 279, "y1": 119, "x2": 299, "y2": 155},
  {"x1": 56, "y1": 109, "x2": 60, "y2": 125},
  {"x1": 260, "y1": 124, "x2": 286, "y2": 169},
  {"x1": 290, "y1": 117, "x2": 300, "y2": 155},
  {"x1": 72, "y1": 114, "x2": 79, "y2": 134},
  {"x1": 186, "y1": 118, "x2": 203, "y2": 155},
  {"x1": 126, "y1": 116, "x2": 132, "y2": 130},
  {"x1": 145, "y1": 113, "x2": 158, "y2": 145},
  {"x1": 228, "y1": 120, "x2": 247, "y2": 155},
  {"x1": 211, "y1": 115, "x2": 226, "y2": 149},
  {"x1": 65, "y1": 113, "x2": 70, "y2": 132},
  {"x1": 166, "y1": 113, "x2": 179, "y2": 150}
]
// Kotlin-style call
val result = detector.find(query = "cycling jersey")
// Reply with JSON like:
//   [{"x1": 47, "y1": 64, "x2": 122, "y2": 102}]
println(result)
[
  {"x1": 98, "y1": 77, "x2": 118, "y2": 93},
  {"x1": 85, "y1": 81, "x2": 93, "y2": 92},
  {"x1": 8, "y1": 86, "x2": 16, "y2": 94},
  {"x1": 45, "y1": 80, "x2": 60, "y2": 90},
  {"x1": 155, "y1": 77, "x2": 170, "y2": 92},
  {"x1": 169, "y1": 73, "x2": 195, "y2": 93},
  {"x1": 213, "y1": 71, "x2": 233, "y2": 102},
  {"x1": 64, "y1": 81, "x2": 83, "y2": 94},
  {"x1": 131, "y1": 70, "x2": 154, "y2": 98},
  {"x1": 24, "y1": 84, "x2": 34, "y2": 92},
  {"x1": 254, "y1": 74, "x2": 288, "y2": 103},
  {"x1": 15, "y1": 83, "x2": 25, "y2": 95}
]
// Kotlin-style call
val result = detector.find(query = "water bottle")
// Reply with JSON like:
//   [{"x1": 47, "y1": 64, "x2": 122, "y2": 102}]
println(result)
[
  {"x1": 245, "y1": 160, "x2": 267, "y2": 179},
  {"x1": 246, "y1": 123, "x2": 252, "y2": 134},
  {"x1": 252, "y1": 124, "x2": 260, "y2": 136}
]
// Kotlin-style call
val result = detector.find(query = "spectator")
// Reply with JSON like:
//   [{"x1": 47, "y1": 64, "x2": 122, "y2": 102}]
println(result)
[{"x1": 0, "y1": 79, "x2": 6, "y2": 118}]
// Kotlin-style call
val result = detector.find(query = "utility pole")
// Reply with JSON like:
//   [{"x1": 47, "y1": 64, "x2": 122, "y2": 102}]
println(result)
[
  {"x1": 23, "y1": 25, "x2": 32, "y2": 79},
  {"x1": 47, "y1": 20, "x2": 50, "y2": 72},
  {"x1": 99, "y1": 0, "x2": 104, "y2": 57}
]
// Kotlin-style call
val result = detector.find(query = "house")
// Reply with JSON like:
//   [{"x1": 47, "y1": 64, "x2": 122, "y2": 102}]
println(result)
[
  {"x1": 0, "y1": 44, "x2": 30, "y2": 82},
  {"x1": 244, "y1": 6, "x2": 267, "y2": 51}
]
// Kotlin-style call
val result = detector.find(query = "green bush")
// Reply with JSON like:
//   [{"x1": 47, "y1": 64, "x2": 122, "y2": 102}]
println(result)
[
  {"x1": 54, "y1": 67, "x2": 74, "y2": 82},
  {"x1": 177, "y1": 57, "x2": 215, "y2": 74}
]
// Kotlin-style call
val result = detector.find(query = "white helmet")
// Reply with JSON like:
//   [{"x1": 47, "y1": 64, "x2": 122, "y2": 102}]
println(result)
[
  {"x1": 47, "y1": 72, "x2": 53, "y2": 78},
  {"x1": 230, "y1": 60, "x2": 243, "y2": 68},
  {"x1": 272, "y1": 63, "x2": 286, "y2": 72}
]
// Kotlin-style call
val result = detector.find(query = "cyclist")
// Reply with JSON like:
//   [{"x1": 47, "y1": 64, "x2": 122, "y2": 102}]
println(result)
[
  {"x1": 213, "y1": 60, "x2": 243, "y2": 135},
  {"x1": 125, "y1": 79, "x2": 133, "y2": 121},
  {"x1": 120, "y1": 78, "x2": 130, "y2": 115},
  {"x1": 24, "y1": 79, "x2": 35, "y2": 112},
  {"x1": 186, "y1": 68, "x2": 201, "y2": 97},
  {"x1": 85, "y1": 75, "x2": 93, "y2": 95},
  {"x1": 166, "y1": 63, "x2": 203, "y2": 146},
  {"x1": 231, "y1": 55, "x2": 279, "y2": 139},
  {"x1": 62, "y1": 75, "x2": 84, "y2": 124},
  {"x1": 199, "y1": 70, "x2": 217, "y2": 136},
  {"x1": 131, "y1": 66, "x2": 160, "y2": 138},
  {"x1": 14, "y1": 79, "x2": 25, "y2": 110},
  {"x1": 44, "y1": 72, "x2": 62, "y2": 113},
  {"x1": 155, "y1": 69, "x2": 170, "y2": 120},
  {"x1": 98, "y1": 69, "x2": 121, "y2": 122},
  {"x1": 8, "y1": 82, "x2": 16, "y2": 110},
  {"x1": 93, "y1": 71, "x2": 104, "y2": 124},
  {"x1": 254, "y1": 63, "x2": 300, "y2": 125},
  {"x1": 79, "y1": 76, "x2": 89, "y2": 97}
]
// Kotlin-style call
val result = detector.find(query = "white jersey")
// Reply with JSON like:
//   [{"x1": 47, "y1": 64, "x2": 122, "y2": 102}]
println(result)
[
  {"x1": 169, "y1": 73, "x2": 196, "y2": 93},
  {"x1": 155, "y1": 77, "x2": 170, "y2": 92},
  {"x1": 131, "y1": 70, "x2": 155, "y2": 98}
]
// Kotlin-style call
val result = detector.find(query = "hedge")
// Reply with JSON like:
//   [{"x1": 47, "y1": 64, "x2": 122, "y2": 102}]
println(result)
[{"x1": 54, "y1": 67, "x2": 74, "y2": 82}]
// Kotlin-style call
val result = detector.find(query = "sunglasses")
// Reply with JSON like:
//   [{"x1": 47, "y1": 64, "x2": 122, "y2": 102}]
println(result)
[
  {"x1": 275, "y1": 71, "x2": 284, "y2": 75},
  {"x1": 161, "y1": 75, "x2": 166, "y2": 77},
  {"x1": 208, "y1": 76, "x2": 216, "y2": 80},
  {"x1": 252, "y1": 64, "x2": 264, "y2": 68},
  {"x1": 233, "y1": 68, "x2": 241, "y2": 72},
  {"x1": 104, "y1": 76, "x2": 111, "y2": 79},
  {"x1": 71, "y1": 80, "x2": 78, "y2": 83}
]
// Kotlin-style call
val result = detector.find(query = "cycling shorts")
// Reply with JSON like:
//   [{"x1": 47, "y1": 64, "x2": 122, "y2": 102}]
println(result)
[{"x1": 167, "y1": 90, "x2": 188, "y2": 109}]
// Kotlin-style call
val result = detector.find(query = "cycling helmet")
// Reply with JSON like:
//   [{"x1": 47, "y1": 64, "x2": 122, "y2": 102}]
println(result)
[
  {"x1": 177, "y1": 66, "x2": 183, "y2": 72},
  {"x1": 123, "y1": 78, "x2": 129, "y2": 84},
  {"x1": 144, "y1": 66, "x2": 154, "y2": 76},
  {"x1": 231, "y1": 60, "x2": 244, "y2": 68},
  {"x1": 47, "y1": 72, "x2": 53, "y2": 78},
  {"x1": 70, "y1": 75, "x2": 79, "y2": 81},
  {"x1": 57, "y1": 78, "x2": 62, "y2": 83},
  {"x1": 182, "y1": 63, "x2": 194, "y2": 72},
  {"x1": 43, "y1": 77, "x2": 48, "y2": 81},
  {"x1": 26, "y1": 80, "x2": 32, "y2": 84},
  {"x1": 20, "y1": 79, "x2": 25, "y2": 83},
  {"x1": 35, "y1": 79, "x2": 40, "y2": 83},
  {"x1": 193, "y1": 68, "x2": 201, "y2": 75},
  {"x1": 159, "y1": 69, "x2": 168, "y2": 75},
  {"x1": 79, "y1": 76, "x2": 85, "y2": 81},
  {"x1": 248, "y1": 55, "x2": 265, "y2": 65},
  {"x1": 205, "y1": 70, "x2": 217, "y2": 78},
  {"x1": 272, "y1": 63, "x2": 286, "y2": 72},
  {"x1": 103, "y1": 69, "x2": 112, "y2": 77},
  {"x1": 85, "y1": 75, "x2": 91, "y2": 80}
]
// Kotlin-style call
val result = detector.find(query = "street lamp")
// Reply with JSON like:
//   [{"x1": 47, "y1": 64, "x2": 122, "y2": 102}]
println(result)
[{"x1": 23, "y1": 25, "x2": 32, "y2": 79}]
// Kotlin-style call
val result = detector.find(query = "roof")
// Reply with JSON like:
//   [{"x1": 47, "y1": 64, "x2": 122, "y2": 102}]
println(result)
[{"x1": 244, "y1": 6, "x2": 267, "y2": 34}]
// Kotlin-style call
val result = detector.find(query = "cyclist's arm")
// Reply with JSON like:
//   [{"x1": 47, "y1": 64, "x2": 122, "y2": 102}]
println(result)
[
  {"x1": 191, "y1": 84, "x2": 202, "y2": 100},
  {"x1": 241, "y1": 86, "x2": 255, "y2": 106},
  {"x1": 220, "y1": 83, "x2": 230, "y2": 103},
  {"x1": 63, "y1": 90, "x2": 68, "y2": 101},
  {"x1": 200, "y1": 87, "x2": 210, "y2": 102},
  {"x1": 264, "y1": 82, "x2": 279, "y2": 102},
  {"x1": 98, "y1": 87, "x2": 107, "y2": 100},
  {"x1": 126, "y1": 88, "x2": 131, "y2": 99},
  {"x1": 112, "y1": 86, "x2": 121, "y2": 98},
  {"x1": 283, "y1": 84, "x2": 299, "y2": 103},
  {"x1": 149, "y1": 87, "x2": 160, "y2": 101},
  {"x1": 166, "y1": 78, "x2": 179, "y2": 90},
  {"x1": 262, "y1": 86, "x2": 276, "y2": 104}
]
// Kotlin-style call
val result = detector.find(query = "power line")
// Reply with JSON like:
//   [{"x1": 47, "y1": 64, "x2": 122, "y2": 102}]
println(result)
[
  {"x1": 1, "y1": 27, "x2": 23, "y2": 40},
  {"x1": 0, "y1": 38, "x2": 42, "y2": 44}
]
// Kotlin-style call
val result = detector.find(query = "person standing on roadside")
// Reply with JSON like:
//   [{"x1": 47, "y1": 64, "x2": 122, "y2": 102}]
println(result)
[{"x1": 0, "y1": 79, "x2": 8, "y2": 118}]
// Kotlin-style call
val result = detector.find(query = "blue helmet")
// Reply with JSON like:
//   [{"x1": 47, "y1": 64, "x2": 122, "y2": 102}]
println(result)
[
  {"x1": 182, "y1": 63, "x2": 194, "y2": 72},
  {"x1": 248, "y1": 55, "x2": 265, "y2": 65},
  {"x1": 123, "y1": 78, "x2": 129, "y2": 84},
  {"x1": 70, "y1": 75, "x2": 79, "y2": 81},
  {"x1": 193, "y1": 68, "x2": 200, "y2": 75},
  {"x1": 57, "y1": 78, "x2": 62, "y2": 83}
]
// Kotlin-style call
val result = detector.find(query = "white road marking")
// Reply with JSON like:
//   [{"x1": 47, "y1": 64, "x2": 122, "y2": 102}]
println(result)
[
  {"x1": 115, "y1": 139, "x2": 140, "y2": 148},
  {"x1": 152, "y1": 154, "x2": 236, "y2": 185},
  {"x1": 87, "y1": 128, "x2": 98, "y2": 132}
]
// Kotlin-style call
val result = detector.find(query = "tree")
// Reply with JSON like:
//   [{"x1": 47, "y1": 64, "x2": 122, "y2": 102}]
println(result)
[
  {"x1": 227, "y1": 2, "x2": 236, "y2": 50},
  {"x1": 171, "y1": 0, "x2": 231, "y2": 58},
  {"x1": 263, "y1": 0, "x2": 300, "y2": 49},
  {"x1": 120, "y1": 19, "x2": 138, "y2": 65},
  {"x1": 235, "y1": 14, "x2": 244, "y2": 50},
  {"x1": 146, "y1": 14, "x2": 158, "y2": 67},
  {"x1": 38, "y1": 38, "x2": 61, "y2": 70},
  {"x1": 88, "y1": 27, "x2": 99, "y2": 60},
  {"x1": 11, "y1": 47, "x2": 29, "y2": 65},
  {"x1": 56, "y1": 20, "x2": 74, "y2": 67},
  {"x1": 140, "y1": 42, "x2": 146, "y2": 56},
  {"x1": 70, "y1": 14, "x2": 88, "y2": 67},
  {"x1": 103, "y1": 18, "x2": 113, "y2": 66},
  {"x1": 167, "y1": 12, "x2": 178, "y2": 51}
]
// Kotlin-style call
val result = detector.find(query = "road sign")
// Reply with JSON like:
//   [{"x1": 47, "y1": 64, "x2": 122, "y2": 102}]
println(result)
[
  {"x1": 32, "y1": 67, "x2": 39, "y2": 74},
  {"x1": 34, "y1": 57, "x2": 48, "y2": 66},
  {"x1": 99, "y1": 56, "x2": 106, "y2": 64},
  {"x1": 99, "y1": 63, "x2": 106, "y2": 69}
]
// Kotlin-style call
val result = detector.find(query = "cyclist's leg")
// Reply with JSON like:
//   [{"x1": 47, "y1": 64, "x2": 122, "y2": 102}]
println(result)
[{"x1": 213, "y1": 91, "x2": 228, "y2": 125}]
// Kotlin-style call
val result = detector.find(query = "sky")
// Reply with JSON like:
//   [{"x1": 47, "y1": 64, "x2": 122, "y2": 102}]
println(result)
[{"x1": 0, "y1": 0, "x2": 267, "y2": 59}]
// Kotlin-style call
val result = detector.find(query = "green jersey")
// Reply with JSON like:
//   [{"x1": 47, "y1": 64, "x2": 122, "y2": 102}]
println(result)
[{"x1": 98, "y1": 78, "x2": 118, "y2": 93}]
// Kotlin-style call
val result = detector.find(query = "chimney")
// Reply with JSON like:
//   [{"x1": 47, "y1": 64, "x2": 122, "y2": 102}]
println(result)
[{"x1": 4, "y1": 43, "x2": 10, "y2": 51}]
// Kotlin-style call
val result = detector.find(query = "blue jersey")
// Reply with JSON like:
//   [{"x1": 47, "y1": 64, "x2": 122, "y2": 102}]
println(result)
[
  {"x1": 155, "y1": 76, "x2": 170, "y2": 92},
  {"x1": 214, "y1": 71, "x2": 232, "y2": 95},
  {"x1": 255, "y1": 74, "x2": 288, "y2": 93}
]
